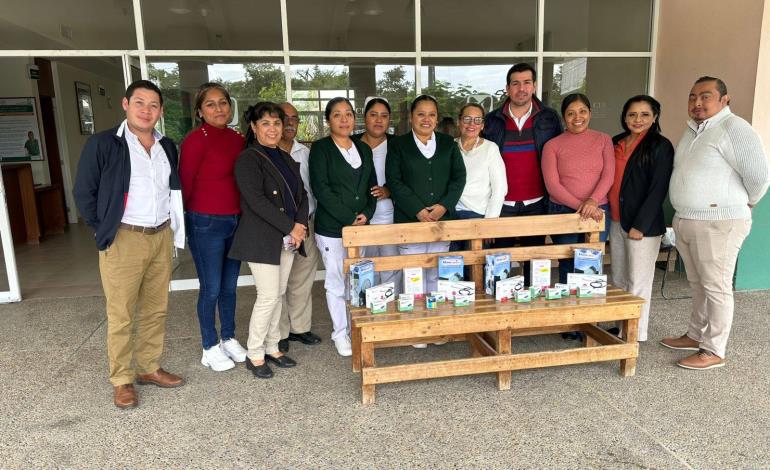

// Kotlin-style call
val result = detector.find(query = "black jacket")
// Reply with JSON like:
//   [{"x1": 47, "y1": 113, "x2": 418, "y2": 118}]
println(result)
[
  {"x1": 483, "y1": 96, "x2": 562, "y2": 161},
  {"x1": 73, "y1": 125, "x2": 181, "y2": 250},
  {"x1": 229, "y1": 142, "x2": 309, "y2": 265},
  {"x1": 611, "y1": 131, "x2": 674, "y2": 236}
]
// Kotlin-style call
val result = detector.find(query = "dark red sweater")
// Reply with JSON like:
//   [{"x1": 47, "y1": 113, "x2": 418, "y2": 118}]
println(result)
[
  {"x1": 179, "y1": 123, "x2": 244, "y2": 214},
  {"x1": 501, "y1": 100, "x2": 545, "y2": 202}
]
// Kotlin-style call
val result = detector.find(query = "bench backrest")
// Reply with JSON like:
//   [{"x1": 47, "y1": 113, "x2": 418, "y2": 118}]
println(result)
[{"x1": 342, "y1": 213, "x2": 605, "y2": 292}]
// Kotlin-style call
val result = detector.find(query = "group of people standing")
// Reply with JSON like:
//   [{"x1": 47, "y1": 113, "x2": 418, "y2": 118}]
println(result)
[{"x1": 74, "y1": 61, "x2": 768, "y2": 410}]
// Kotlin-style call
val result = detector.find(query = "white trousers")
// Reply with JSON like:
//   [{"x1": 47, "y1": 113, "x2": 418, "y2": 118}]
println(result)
[
  {"x1": 673, "y1": 217, "x2": 752, "y2": 358},
  {"x1": 609, "y1": 223, "x2": 662, "y2": 342},
  {"x1": 315, "y1": 234, "x2": 349, "y2": 341},
  {"x1": 360, "y1": 243, "x2": 402, "y2": 293},
  {"x1": 397, "y1": 241, "x2": 451, "y2": 293},
  {"x1": 246, "y1": 250, "x2": 295, "y2": 361}
]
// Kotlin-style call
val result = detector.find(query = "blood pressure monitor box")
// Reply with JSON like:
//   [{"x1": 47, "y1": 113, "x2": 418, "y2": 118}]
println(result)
[
  {"x1": 349, "y1": 260, "x2": 375, "y2": 307},
  {"x1": 574, "y1": 248, "x2": 603, "y2": 275},
  {"x1": 365, "y1": 282, "x2": 395, "y2": 308},
  {"x1": 438, "y1": 255, "x2": 465, "y2": 282},
  {"x1": 437, "y1": 280, "x2": 475, "y2": 301},
  {"x1": 567, "y1": 273, "x2": 608, "y2": 296}
]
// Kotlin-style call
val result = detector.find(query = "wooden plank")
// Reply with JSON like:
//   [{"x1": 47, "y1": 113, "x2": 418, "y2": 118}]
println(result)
[
  {"x1": 343, "y1": 243, "x2": 605, "y2": 273},
  {"x1": 582, "y1": 323, "x2": 624, "y2": 346},
  {"x1": 361, "y1": 342, "x2": 376, "y2": 404},
  {"x1": 372, "y1": 334, "x2": 466, "y2": 349},
  {"x1": 620, "y1": 316, "x2": 640, "y2": 377},
  {"x1": 351, "y1": 325, "x2": 362, "y2": 373},
  {"x1": 342, "y1": 213, "x2": 603, "y2": 247},
  {"x1": 362, "y1": 343, "x2": 638, "y2": 385},
  {"x1": 496, "y1": 329, "x2": 512, "y2": 391},
  {"x1": 467, "y1": 333, "x2": 497, "y2": 357},
  {"x1": 509, "y1": 324, "x2": 582, "y2": 337}
]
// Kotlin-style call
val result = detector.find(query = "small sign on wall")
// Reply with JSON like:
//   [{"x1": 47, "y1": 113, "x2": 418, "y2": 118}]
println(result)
[
  {"x1": 0, "y1": 97, "x2": 44, "y2": 162},
  {"x1": 27, "y1": 65, "x2": 40, "y2": 80}
]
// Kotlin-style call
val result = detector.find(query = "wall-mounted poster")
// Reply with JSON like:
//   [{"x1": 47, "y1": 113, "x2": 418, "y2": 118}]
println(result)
[
  {"x1": 0, "y1": 97, "x2": 44, "y2": 162},
  {"x1": 75, "y1": 81, "x2": 95, "y2": 135}
]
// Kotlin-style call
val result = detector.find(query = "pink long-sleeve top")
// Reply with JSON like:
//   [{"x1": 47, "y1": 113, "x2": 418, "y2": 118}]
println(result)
[{"x1": 541, "y1": 128, "x2": 615, "y2": 210}]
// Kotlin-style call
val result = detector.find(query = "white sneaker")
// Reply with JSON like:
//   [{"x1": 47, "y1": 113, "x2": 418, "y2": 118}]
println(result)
[
  {"x1": 201, "y1": 344, "x2": 235, "y2": 371},
  {"x1": 334, "y1": 336, "x2": 353, "y2": 357},
  {"x1": 220, "y1": 338, "x2": 247, "y2": 363},
  {"x1": 412, "y1": 343, "x2": 428, "y2": 349}
]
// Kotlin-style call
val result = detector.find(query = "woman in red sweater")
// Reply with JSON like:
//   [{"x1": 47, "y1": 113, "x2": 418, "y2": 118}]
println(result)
[
  {"x1": 542, "y1": 93, "x2": 615, "y2": 284},
  {"x1": 179, "y1": 82, "x2": 247, "y2": 372}
]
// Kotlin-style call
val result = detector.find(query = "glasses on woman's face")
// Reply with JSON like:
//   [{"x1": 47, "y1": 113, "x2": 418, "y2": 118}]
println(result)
[{"x1": 461, "y1": 116, "x2": 483, "y2": 125}]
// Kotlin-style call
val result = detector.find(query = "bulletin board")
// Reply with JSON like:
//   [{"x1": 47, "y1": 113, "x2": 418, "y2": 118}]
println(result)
[{"x1": 0, "y1": 97, "x2": 44, "y2": 162}]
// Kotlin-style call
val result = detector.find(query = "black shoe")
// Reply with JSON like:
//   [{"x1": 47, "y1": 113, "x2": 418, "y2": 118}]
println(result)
[
  {"x1": 278, "y1": 338, "x2": 290, "y2": 353},
  {"x1": 265, "y1": 354, "x2": 297, "y2": 368},
  {"x1": 288, "y1": 331, "x2": 322, "y2": 345},
  {"x1": 561, "y1": 331, "x2": 583, "y2": 341},
  {"x1": 605, "y1": 327, "x2": 620, "y2": 337},
  {"x1": 245, "y1": 359, "x2": 273, "y2": 379}
]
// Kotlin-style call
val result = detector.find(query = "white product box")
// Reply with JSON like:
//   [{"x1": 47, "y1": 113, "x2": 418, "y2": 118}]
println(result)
[
  {"x1": 402, "y1": 267, "x2": 424, "y2": 297},
  {"x1": 530, "y1": 259, "x2": 552, "y2": 288},
  {"x1": 365, "y1": 281, "x2": 395, "y2": 308},
  {"x1": 398, "y1": 293, "x2": 414, "y2": 311},
  {"x1": 567, "y1": 273, "x2": 608, "y2": 296},
  {"x1": 495, "y1": 275, "x2": 525, "y2": 302},
  {"x1": 437, "y1": 280, "x2": 475, "y2": 301}
]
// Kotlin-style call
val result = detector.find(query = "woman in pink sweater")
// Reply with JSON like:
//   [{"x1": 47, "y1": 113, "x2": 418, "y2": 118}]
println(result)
[{"x1": 542, "y1": 93, "x2": 614, "y2": 284}]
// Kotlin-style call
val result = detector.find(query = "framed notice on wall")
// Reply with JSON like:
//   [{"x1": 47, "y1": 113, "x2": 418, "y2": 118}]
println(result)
[
  {"x1": 0, "y1": 97, "x2": 44, "y2": 162},
  {"x1": 75, "y1": 81, "x2": 95, "y2": 135}
]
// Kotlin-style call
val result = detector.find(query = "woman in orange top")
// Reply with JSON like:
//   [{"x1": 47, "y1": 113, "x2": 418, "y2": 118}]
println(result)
[{"x1": 608, "y1": 95, "x2": 674, "y2": 341}]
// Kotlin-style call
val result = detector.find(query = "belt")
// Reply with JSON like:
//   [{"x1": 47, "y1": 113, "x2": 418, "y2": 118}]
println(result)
[{"x1": 119, "y1": 219, "x2": 170, "y2": 235}]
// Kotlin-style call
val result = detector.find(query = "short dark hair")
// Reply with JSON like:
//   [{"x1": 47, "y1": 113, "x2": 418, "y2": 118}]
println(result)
[
  {"x1": 325, "y1": 97, "x2": 355, "y2": 121},
  {"x1": 364, "y1": 97, "x2": 391, "y2": 115},
  {"x1": 561, "y1": 93, "x2": 591, "y2": 116},
  {"x1": 243, "y1": 101, "x2": 285, "y2": 147},
  {"x1": 694, "y1": 76, "x2": 728, "y2": 98},
  {"x1": 193, "y1": 82, "x2": 232, "y2": 125},
  {"x1": 506, "y1": 63, "x2": 537, "y2": 85},
  {"x1": 620, "y1": 94, "x2": 661, "y2": 134},
  {"x1": 410, "y1": 94, "x2": 439, "y2": 114},
  {"x1": 125, "y1": 80, "x2": 163, "y2": 106}
]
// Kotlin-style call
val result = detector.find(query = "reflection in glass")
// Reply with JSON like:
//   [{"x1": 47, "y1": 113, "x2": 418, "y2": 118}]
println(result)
[
  {"x1": 142, "y1": 0, "x2": 283, "y2": 50},
  {"x1": 422, "y1": 0, "x2": 537, "y2": 51},
  {"x1": 288, "y1": 0, "x2": 414, "y2": 51},
  {"x1": 544, "y1": 0, "x2": 653, "y2": 52},
  {"x1": 542, "y1": 57, "x2": 650, "y2": 135}
]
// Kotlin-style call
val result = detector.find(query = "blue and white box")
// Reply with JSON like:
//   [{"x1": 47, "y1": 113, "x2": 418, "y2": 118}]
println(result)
[
  {"x1": 438, "y1": 255, "x2": 465, "y2": 282},
  {"x1": 349, "y1": 260, "x2": 375, "y2": 307},
  {"x1": 574, "y1": 248, "x2": 603, "y2": 275},
  {"x1": 485, "y1": 253, "x2": 511, "y2": 296}
]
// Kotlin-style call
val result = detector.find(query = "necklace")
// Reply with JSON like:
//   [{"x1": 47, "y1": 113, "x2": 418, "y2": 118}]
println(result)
[{"x1": 460, "y1": 136, "x2": 480, "y2": 152}]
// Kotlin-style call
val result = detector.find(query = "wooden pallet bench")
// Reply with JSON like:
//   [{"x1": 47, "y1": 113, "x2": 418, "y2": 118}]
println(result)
[{"x1": 342, "y1": 213, "x2": 644, "y2": 404}]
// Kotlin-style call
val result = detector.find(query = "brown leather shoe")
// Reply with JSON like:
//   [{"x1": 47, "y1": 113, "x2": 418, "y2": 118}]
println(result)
[
  {"x1": 114, "y1": 384, "x2": 138, "y2": 409},
  {"x1": 136, "y1": 368, "x2": 184, "y2": 388},
  {"x1": 677, "y1": 349, "x2": 725, "y2": 370},
  {"x1": 660, "y1": 334, "x2": 699, "y2": 351}
]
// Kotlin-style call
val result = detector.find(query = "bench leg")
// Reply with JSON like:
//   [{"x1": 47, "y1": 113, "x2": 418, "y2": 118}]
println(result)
[
  {"x1": 584, "y1": 325, "x2": 599, "y2": 347},
  {"x1": 496, "y1": 329, "x2": 512, "y2": 390},
  {"x1": 351, "y1": 326, "x2": 362, "y2": 373},
  {"x1": 361, "y1": 341, "x2": 376, "y2": 404},
  {"x1": 620, "y1": 318, "x2": 639, "y2": 377}
]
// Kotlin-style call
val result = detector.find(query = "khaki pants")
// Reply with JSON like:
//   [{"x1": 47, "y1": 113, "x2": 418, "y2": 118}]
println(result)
[
  {"x1": 609, "y1": 223, "x2": 662, "y2": 342},
  {"x1": 99, "y1": 227, "x2": 173, "y2": 386},
  {"x1": 673, "y1": 217, "x2": 752, "y2": 358},
  {"x1": 247, "y1": 250, "x2": 295, "y2": 361},
  {"x1": 279, "y1": 220, "x2": 319, "y2": 339}
]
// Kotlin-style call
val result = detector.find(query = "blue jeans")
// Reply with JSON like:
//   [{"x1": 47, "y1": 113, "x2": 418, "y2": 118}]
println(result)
[
  {"x1": 449, "y1": 209, "x2": 485, "y2": 252},
  {"x1": 548, "y1": 202, "x2": 610, "y2": 284},
  {"x1": 186, "y1": 211, "x2": 242, "y2": 349}
]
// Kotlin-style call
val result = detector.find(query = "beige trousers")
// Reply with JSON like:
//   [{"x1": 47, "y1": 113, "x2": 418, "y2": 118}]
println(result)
[
  {"x1": 609, "y1": 223, "x2": 662, "y2": 342},
  {"x1": 673, "y1": 216, "x2": 752, "y2": 358},
  {"x1": 279, "y1": 219, "x2": 319, "y2": 339},
  {"x1": 247, "y1": 250, "x2": 295, "y2": 361},
  {"x1": 99, "y1": 227, "x2": 173, "y2": 386}
]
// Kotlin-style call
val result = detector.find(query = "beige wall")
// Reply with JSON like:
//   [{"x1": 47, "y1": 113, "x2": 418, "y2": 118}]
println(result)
[
  {"x1": 654, "y1": 0, "x2": 765, "y2": 141},
  {"x1": 752, "y1": 0, "x2": 770, "y2": 149}
]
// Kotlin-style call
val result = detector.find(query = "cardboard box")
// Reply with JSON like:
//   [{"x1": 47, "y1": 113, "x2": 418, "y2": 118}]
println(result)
[
  {"x1": 403, "y1": 267, "x2": 424, "y2": 297},
  {"x1": 349, "y1": 260, "x2": 375, "y2": 307},
  {"x1": 568, "y1": 273, "x2": 608, "y2": 296},
  {"x1": 530, "y1": 258, "x2": 551, "y2": 288},
  {"x1": 574, "y1": 248, "x2": 603, "y2": 275},
  {"x1": 398, "y1": 293, "x2": 414, "y2": 312},
  {"x1": 454, "y1": 294, "x2": 472, "y2": 307},
  {"x1": 545, "y1": 288, "x2": 562, "y2": 300},
  {"x1": 426, "y1": 295, "x2": 438, "y2": 309},
  {"x1": 529, "y1": 286, "x2": 543, "y2": 298},
  {"x1": 437, "y1": 280, "x2": 475, "y2": 301},
  {"x1": 485, "y1": 253, "x2": 511, "y2": 296},
  {"x1": 438, "y1": 255, "x2": 465, "y2": 282},
  {"x1": 430, "y1": 291, "x2": 446, "y2": 303},
  {"x1": 365, "y1": 281, "x2": 395, "y2": 308},
  {"x1": 515, "y1": 290, "x2": 532, "y2": 303},
  {"x1": 495, "y1": 275, "x2": 525, "y2": 302},
  {"x1": 554, "y1": 283, "x2": 570, "y2": 297},
  {"x1": 577, "y1": 286, "x2": 594, "y2": 298},
  {"x1": 371, "y1": 299, "x2": 387, "y2": 314}
]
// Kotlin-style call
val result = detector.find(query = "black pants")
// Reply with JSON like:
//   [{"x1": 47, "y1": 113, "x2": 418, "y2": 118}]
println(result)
[{"x1": 493, "y1": 199, "x2": 546, "y2": 285}]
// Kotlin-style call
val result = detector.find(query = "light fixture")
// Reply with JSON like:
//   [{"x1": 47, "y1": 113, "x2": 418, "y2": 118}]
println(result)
[
  {"x1": 361, "y1": 0, "x2": 383, "y2": 15},
  {"x1": 168, "y1": 0, "x2": 192, "y2": 14}
]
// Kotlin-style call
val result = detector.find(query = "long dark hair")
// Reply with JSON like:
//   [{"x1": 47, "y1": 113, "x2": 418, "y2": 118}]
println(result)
[
  {"x1": 243, "y1": 101, "x2": 285, "y2": 148},
  {"x1": 617, "y1": 95, "x2": 662, "y2": 167}
]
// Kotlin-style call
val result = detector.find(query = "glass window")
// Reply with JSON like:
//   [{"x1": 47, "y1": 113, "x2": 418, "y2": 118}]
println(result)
[
  {"x1": 142, "y1": 0, "x2": 283, "y2": 50},
  {"x1": 0, "y1": 0, "x2": 136, "y2": 49},
  {"x1": 287, "y1": 0, "x2": 414, "y2": 51},
  {"x1": 542, "y1": 57, "x2": 650, "y2": 135},
  {"x1": 544, "y1": 0, "x2": 653, "y2": 52},
  {"x1": 420, "y1": 59, "x2": 527, "y2": 135},
  {"x1": 291, "y1": 60, "x2": 416, "y2": 141},
  {"x1": 422, "y1": 0, "x2": 537, "y2": 51}
]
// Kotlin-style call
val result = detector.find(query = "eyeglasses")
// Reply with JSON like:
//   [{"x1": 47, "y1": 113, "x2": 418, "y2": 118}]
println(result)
[{"x1": 461, "y1": 116, "x2": 484, "y2": 125}]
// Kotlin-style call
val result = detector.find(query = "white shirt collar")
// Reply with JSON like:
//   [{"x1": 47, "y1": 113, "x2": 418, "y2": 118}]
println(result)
[
  {"x1": 412, "y1": 131, "x2": 437, "y2": 158},
  {"x1": 508, "y1": 102, "x2": 533, "y2": 129},
  {"x1": 687, "y1": 106, "x2": 732, "y2": 134},
  {"x1": 116, "y1": 119, "x2": 163, "y2": 142}
]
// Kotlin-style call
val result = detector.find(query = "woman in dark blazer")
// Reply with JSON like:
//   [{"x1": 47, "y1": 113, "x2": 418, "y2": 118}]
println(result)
[
  {"x1": 309, "y1": 97, "x2": 377, "y2": 357},
  {"x1": 230, "y1": 102, "x2": 309, "y2": 379},
  {"x1": 385, "y1": 95, "x2": 466, "y2": 298},
  {"x1": 608, "y1": 95, "x2": 674, "y2": 342}
]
